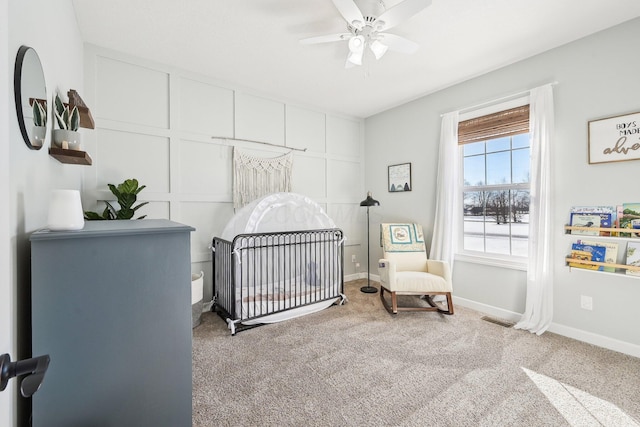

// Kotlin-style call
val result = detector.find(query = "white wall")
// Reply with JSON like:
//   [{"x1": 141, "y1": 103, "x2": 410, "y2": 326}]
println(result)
[
  {"x1": 82, "y1": 45, "x2": 366, "y2": 303},
  {"x1": 6, "y1": 0, "x2": 84, "y2": 425},
  {"x1": 365, "y1": 18, "x2": 640, "y2": 356}
]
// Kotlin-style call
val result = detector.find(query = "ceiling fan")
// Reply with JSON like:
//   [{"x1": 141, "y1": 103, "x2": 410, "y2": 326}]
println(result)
[{"x1": 300, "y1": 0, "x2": 432, "y2": 67}]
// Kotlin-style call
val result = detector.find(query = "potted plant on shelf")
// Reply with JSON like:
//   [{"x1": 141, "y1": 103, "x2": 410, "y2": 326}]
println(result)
[
  {"x1": 32, "y1": 100, "x2": 47, "y2": 147},
  {"x1": 52, "y1": 92, "x2": 81, "y2": 150},
  {"x1": 84, "y1": 179, "x2": 149, "y2": 220}
]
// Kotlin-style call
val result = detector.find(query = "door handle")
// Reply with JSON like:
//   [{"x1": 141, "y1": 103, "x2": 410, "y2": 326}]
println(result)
[{"x1": 0, "y1": 353, "x2": 50, "y2": 397}]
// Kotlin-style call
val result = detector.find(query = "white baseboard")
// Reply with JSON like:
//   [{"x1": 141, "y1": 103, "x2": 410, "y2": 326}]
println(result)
[
  {"x1": 453, "y1": 296, "x2": 522, "y2": 323},
  {"x1": 547, "y1": 323, "x2": 640, "y2": 359},
  {"x1": 344, "y1": 273, "x2": 362, "y2": 282},
  {"x1": 453, "y1": 296, "x2": 640, "y2": 359},
  {"x1": 344, "y1": 272, "x2": 380, "y2": 282}
]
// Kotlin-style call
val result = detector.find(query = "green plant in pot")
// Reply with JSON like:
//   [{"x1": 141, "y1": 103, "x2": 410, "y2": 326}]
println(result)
[
  {"x1": 84, "y1": 179, "x2": 149, "y2": 220},
  {"x1": 52, "y1": 92, "x2": 81, "y2": 150},
  {"x1": 31, "y1": 100, "x2": 47, "y2": 147}
]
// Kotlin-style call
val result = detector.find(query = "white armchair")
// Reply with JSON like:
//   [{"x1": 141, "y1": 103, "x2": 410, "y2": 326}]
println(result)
[{"x1": 378, "y1": 223, "x2": 454, "y2": 315}]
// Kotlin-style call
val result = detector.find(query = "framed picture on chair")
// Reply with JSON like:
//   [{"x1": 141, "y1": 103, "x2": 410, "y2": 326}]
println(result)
[{"x1": 388, "y1": 163, "x2": 411, "y2": 192}]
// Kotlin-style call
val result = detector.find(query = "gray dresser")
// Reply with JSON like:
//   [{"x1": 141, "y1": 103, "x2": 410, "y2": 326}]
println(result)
[{"x1": 30, "y1": 219, "x2": 194, "y2": 426}]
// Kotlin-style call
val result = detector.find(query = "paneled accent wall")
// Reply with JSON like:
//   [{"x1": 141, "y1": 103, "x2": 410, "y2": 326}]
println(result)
[{"x1": 82, "y1": 45, "x2": 365, "y2": 301}]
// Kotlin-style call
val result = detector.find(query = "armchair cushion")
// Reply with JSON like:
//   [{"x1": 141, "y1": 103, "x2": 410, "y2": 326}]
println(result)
[
  {"x1": 393, "y1": 271, "x2": 450, "y2": 293},
  {"x1": 379, "y1": 259, "x2": 452, "y2": 293}
]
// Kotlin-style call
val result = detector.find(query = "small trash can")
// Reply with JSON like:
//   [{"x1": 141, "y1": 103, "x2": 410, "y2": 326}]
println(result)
[{"x1": 191, "y1": 271, "x2": 204, "y2": 328}]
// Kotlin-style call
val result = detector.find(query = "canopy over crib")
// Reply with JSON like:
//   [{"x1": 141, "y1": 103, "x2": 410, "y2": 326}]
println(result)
[
  {"x1": 221, "y1": 192, "x2": 336, "y2": 240},
  {"x1": 214, "y1": 192, "x2": 345, "y2": 335}
]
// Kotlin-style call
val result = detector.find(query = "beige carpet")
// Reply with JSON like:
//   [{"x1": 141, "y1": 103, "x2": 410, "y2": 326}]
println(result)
[{"x1": 192, "y1": 279, "x2": 640, "y2": 426}]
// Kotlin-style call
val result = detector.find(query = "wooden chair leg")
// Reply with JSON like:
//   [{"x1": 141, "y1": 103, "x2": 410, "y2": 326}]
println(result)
[
  {"x1": 445, "y1": 292, "x2": 454, "y2": 315},
  {"x1": 425, "y1": 294, "x2": 454, "y2": 315},
  {"x1": 391, "y1": 291, "x2": 398, "y2": 314},
  {"x1": 379, "y1": 287, "x2": 396, "y2": 315}
]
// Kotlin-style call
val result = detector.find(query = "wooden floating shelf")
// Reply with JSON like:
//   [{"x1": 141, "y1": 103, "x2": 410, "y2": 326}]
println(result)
[
  {"x1": 565, "y1": 257, "x2": 640, "y2": 272},
  {"x1": 67, "y1": 89, "x2": 95, "y2": 129},
  {"x1": 564, "y1": 225, "x2": 640, "y2": 237},
  {"x1": 49, "y1": 147, "x2": 93, "y2": 165}
]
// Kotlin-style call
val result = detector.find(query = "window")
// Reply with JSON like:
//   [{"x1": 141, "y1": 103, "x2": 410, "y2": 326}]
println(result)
[{"x1": 458, "y1": 104, "x2": 530, "y2": 260}]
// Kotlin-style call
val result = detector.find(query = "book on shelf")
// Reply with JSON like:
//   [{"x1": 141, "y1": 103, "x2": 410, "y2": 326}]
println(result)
[
  {"x1": 615, "y1": 205, "x2": 624, "y2": 236},
  {"x1": 569, "y1": 250, "x2": 594, "y2": 269},
  {"x1": 569, "y1": 213, "x2": 604, "y2": 236},
  {"x1": 619, "y1": 203, "x2": 640, "y2": 238},
  {"x1": 578, "y1": 239, "x2": 619, "y2": 272},
  {"x1": 625, "y1": 241, "x2": 640, "y2": 276},
  {"x1": 569, "y1": 242, "x2": 607, "y2": 270},
  {"x1": 570, "y1": 206, "x2": 616, "y2": 215},
  {"x1": 569, "y1": 206, "x2": 614, "y2": 236}
]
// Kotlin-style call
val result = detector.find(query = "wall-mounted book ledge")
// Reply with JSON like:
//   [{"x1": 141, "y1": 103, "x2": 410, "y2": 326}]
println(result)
[
  {"x1": 564, "y1": 257, "x2": 640, "y2": 273},
  {"x1": 564, "y1": 225, "x2": 640, "y2": 237},
  {"x1": 565, "y1": 224, "x2": 640, "y2": 277}
]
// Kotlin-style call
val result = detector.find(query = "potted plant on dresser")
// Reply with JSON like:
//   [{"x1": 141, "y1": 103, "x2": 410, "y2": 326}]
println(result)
[
  {"x1": 52, "y1": 92, "x2": 81, "y2": 150},
  {"x1": 84, "y1": 178, "x2": 148, "y2": 220}
]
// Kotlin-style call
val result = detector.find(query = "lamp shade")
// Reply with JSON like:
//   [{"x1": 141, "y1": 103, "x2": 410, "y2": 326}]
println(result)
[
  {"x1": 347, "y1": 35, "x2": 365, "y2": 66},
  {"x1": 47, "y1": 190, "x2": 85, "y2": 231},
  {"x1": 360, "y1": 191, "x2": 380, "y2": 207},
  {"x1": 370, "y1": 40, "x2": 388, "y2": 60}
]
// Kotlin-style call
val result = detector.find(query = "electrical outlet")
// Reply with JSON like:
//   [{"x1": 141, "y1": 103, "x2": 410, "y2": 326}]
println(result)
[
  {"x1": 580, "y1": 295, "x2": 593, "y2": 311},
  {"x1": 351, "y1": 254, "x2": 356, "y2": 263},
  {"x1": 355, "y1": 262, "x2": 360, "y2": 268}
]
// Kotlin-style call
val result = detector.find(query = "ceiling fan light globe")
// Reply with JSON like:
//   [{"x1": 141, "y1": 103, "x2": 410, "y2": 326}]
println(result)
[
  {"x1": 348, "y1": 35, "x2": 365, "y2": 51},
  {"x1": 370, "y1": 40, "x2": 388, "y2": 59},
  {"x1": 347, "y1": 49, "x2": 363, "y2": 66}
]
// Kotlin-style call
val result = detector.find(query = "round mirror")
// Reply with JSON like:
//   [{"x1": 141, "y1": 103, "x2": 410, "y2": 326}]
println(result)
[{"x1": 14, "y1": 45, "x2": 47, "y2": 150}]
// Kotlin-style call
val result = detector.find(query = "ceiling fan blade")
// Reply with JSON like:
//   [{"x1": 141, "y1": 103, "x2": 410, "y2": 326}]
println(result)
[
  {"x1": 375, "y1": 0, "x2": 432, "y2": 31},
  {"x1": 378, "y1": 33, "x2": 420, "y2": 54},
  {"x1": 331, "y1": 0, "x2": 364, "y2": 29},
  {"x1": 300, "y1": 33, "x2": 353, "y2": 45}
]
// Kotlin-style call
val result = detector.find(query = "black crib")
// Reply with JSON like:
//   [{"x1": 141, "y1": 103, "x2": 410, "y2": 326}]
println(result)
[{"x1": 212, "y1": 228, "x2": 345, "y2": 335}]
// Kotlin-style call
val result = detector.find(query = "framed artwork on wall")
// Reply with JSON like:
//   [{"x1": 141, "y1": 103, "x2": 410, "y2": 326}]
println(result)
[
  {"x1": 388, "y1": 163, "x2": 411, "y2": 192},
  {"x1": 588, "y1": 111, "x2": 640, "y2": 164}
]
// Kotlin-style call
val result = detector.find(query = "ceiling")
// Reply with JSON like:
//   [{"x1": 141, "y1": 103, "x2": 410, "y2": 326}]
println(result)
[{"x1": 72, "y1": 0, "x2": 640, "y2": 118}]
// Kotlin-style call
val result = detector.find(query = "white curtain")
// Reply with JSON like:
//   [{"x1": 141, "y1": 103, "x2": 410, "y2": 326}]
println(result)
[
  {"x1": 514, "y1": 84, "x2": 555, "y2": 335},
  {"x1": 430, "y1": 112, "x2": 459, "y2": 267}
]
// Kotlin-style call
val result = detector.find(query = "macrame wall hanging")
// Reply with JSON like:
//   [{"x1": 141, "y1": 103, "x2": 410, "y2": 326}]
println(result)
[{"x1": 233, "y1": 148, "x2": 293, "y2": 209}]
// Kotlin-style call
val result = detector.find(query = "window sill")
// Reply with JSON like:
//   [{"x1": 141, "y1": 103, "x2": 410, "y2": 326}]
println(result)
[{"x1": 455, "y1": 253, "x2": 527, "y2": 271}]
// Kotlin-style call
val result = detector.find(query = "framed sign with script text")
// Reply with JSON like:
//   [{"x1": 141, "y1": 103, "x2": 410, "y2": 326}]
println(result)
[{"x1": 588, "y1": 111, "x2": 640, "y2": 164}]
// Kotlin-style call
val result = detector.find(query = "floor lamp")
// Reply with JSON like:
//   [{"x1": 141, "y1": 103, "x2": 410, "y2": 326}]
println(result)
[{"x1": 360, "y1": 191, "x2": 380, "y2": 293}]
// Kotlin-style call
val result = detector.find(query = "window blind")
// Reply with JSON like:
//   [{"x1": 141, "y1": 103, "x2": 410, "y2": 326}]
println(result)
[{"x1": 458, "y1": 104, "x2": 530, "y2": 145}]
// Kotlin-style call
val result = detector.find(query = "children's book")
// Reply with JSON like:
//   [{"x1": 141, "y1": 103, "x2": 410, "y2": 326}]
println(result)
[
  {"x1": 569, "y1": 213, "x2": 602, "y2": 236},
  {"x1": 625, "y1": 242, "x2": 640, "y2": 276},
  {"x1": 569, "y1": 206, "x2": 614, "y2": 236},
  {"x1": 569, "y1": 249, "x2": 593, "y2": 268},
  {"x1": 570, "y1": 242, "x2": 606, "y2": 270},
  {"x1": 570, "y1": 206, "x2": 616, "y2": 215},
  {"x1": 579, "y1": 239, "x2": 619, "y2": 272},
  {"x1": 612, "y1": 205, "x2": 625, "y2": 237},
  {"x1": 620, "y1": 203, "x2": 640, "y2": 238}
]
